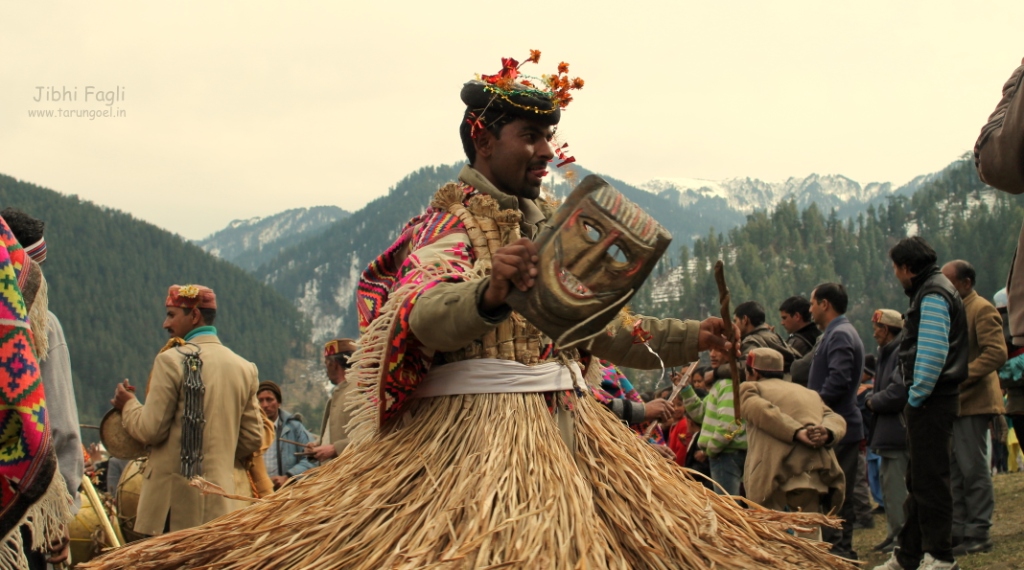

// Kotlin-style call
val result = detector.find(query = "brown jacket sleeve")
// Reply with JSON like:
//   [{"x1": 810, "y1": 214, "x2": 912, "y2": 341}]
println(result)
[
  {"x1": 585, "y1": 316, "x2": 700, "y2": 369},
  {"x1": 121, "y1": 354, "x2": 180, "y2": 445},
  {"x1": 967, "y1": 301, "x2": 1009, "y2": 386},
  {"x1": 408, "y1": 278, "x2": 510, "y2": 353},
  {"x1": 236, "y1": 363, "x2": 263, "y2": 460},
  {"x1": 740, "y1": 383, "x2": 804, "y2": 443}
]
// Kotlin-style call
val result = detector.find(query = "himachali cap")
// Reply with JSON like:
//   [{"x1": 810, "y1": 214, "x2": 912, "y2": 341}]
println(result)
[
  {"x1": 746, "y1": 347, "x2": 785, "y2": 373},
  {"x1": 872, "y1": 309, "x2": 904, "y2": 329},
  {"x1": 324, "y1": 338, "x2": 356, "y2": 360},
  {"x1": 166, "y1": 284, "x2": 217, "y2": 310},
  {"x1": 258, "y1": 380, "x2": 282, "y2": 402},
  {"x1": 994, "y1": 288, "x2": 1008, "y2": 310},
  {"x1": 23, "y1": 238, "x2": 46, "y2": 263}
]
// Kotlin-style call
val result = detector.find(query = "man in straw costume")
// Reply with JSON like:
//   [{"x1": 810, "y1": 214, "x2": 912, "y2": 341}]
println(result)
[
  {"x1": 109, "y1": 284, "x2": 264, "y2": 535},
  {"x1": 84, "y1": 53, "x2": 854, "y2": 569},
  {"x1": 0, "y1": 215, "x2": 74, "y2": 569}
]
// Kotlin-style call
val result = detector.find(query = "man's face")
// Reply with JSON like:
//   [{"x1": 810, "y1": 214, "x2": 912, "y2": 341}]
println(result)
[
  {"x1": 733, "y1": 315, "x2": 753, "y2": 336},
  {"x1": 872, "y1": 323, "x2": 891, "y2": 347},
  {"x1": 481, "y1": 118, "x2": 555, "y2": 199},
  {"x1": 163, "y1": 306, "x2": 197, "y2": 338},
  {"x1": 325, "y1": 357, "x2": 347, "y2": 385},
  {"x1": 779, "y1": 311, "x2": 803, "y2": 334},
  {"x1": 893, "y1": 263, "x2": 914, "y2": 289},
  {"x1": 809, "y1": 292, "x2": 827, "y2": 329},
  {"x1": 258, "y1": 390, "x2": 280, "y2": 421}
]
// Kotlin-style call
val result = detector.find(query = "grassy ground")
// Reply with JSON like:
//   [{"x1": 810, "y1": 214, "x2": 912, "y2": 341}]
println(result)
[{"x1": 852, "y1": 471, "x2": 1024, "y2": 569}]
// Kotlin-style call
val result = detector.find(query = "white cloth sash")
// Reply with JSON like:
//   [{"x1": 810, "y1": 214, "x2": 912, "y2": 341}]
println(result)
[{"x1": 415, "y1": 359, "x2": 583, "y2": 398}]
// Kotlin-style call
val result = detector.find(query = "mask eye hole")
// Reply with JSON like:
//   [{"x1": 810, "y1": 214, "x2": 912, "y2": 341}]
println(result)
[
  {"x1": 584, "y1": 222, "x2": 601, "y2": 242},
  {"x1": 607, "y1": 244, "x2": 629, "y2": 264}
]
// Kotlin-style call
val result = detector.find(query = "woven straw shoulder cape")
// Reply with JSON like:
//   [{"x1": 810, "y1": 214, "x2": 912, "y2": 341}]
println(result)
[{"x1": 82, "y1": 185, "x2": 854, "y2": 570}]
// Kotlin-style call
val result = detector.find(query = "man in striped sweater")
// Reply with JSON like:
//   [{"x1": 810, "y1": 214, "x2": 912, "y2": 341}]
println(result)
[
  {"x1": 680, "y1": 348, "x2": 747, "y2": 496},
  {"x1": 875, "y1": 237, "x2": 968, "y2": 570}
]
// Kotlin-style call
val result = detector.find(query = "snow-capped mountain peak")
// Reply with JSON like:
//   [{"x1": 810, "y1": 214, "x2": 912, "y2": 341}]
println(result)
[{"x1": 637, "y1": 173, "x2": 895, "y2": 214}]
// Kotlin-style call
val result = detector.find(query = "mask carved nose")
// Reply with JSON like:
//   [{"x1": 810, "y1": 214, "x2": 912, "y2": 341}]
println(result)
[{"x1": 568, "y1": 229, "x2": 621, "y2": 279}]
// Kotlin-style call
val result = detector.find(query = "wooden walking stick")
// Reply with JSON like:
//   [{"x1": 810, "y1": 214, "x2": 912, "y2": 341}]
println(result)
[{"x1": 713, "y1": 260, "x2": 741, "y2": 418}]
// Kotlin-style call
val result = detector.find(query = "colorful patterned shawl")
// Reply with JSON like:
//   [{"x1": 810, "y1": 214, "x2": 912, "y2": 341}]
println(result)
[
  {"x1": 0, "y1": 216, "x2": 70, "y2": 568},
  {"x1": 355, "y1": 194, "x2": 474, "y2": 425}
]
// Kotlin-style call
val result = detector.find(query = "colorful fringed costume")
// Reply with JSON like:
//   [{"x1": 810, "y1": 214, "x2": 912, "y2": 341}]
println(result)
[
  {"x1": 591, "y1": 361, "x2": 667, "y2": 444},
  {"x1": 82, "y1": 168, "x2": 855, "y2": 570},
  {"x1": 0, "y1": 217, "x2": 73, "y2": 569}
]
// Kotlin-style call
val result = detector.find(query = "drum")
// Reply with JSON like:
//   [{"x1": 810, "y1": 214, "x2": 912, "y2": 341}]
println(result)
[
  {"x1": 116, "y1": 458, "x2": 147, "y2": 543},
  {"x1": 100, "y1": 409, "x2": 146, "y2": 460}
]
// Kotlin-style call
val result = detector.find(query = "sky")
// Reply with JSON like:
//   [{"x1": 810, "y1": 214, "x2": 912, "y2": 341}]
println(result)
[{"x1": 2, "y1": 1, "x2": 1022, "y2": 240}]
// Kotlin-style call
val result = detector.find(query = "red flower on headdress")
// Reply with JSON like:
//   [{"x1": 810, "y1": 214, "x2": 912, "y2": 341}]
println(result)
[
  {"x1": 558, "y1": 62, "x2": 570, "y2": 74},
  {"x1": 526, "y1": 50, "x2": 541, "y2": 65},
  {"x1": 482, "y1": 57, "x2": 520, "y2": 88}
]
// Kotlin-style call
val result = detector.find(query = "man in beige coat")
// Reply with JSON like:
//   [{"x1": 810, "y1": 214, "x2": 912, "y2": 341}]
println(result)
[
  {"x1": 740, "y1": 347, "x2": 847, "y2": 539},
  {"x1": 112, "y1": 284, "x2": 263, "y2": 535},
  {"x1": 307, "y1": 338, "x2": 357, "y2": 462},
  {"x1": 941, "y1": 261, "x2": 1007, "y2": 555}
]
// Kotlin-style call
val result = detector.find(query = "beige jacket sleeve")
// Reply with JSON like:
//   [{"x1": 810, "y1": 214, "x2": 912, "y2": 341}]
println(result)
[
  {"x1": 740, "y1": 382, "x2": 804, "y2": 443},
  {"x1": 967, "y1": 301, "x2": 1009, "y2": 386},
  {"x1": 409, "y1": 277, "x2": 510, "y2": 352},
  {"x1": 585, "y1": 316, "x2": 700, "y2": 369},
  {"x1": 121, "y1": 354, "x2": 180, "y2": 445},
  {"x1": 236, "y1": 363, "x2": 264, "y2": 460}
]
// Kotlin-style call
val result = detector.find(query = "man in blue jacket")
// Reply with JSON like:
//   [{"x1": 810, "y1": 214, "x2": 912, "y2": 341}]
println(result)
[
  {"x1": 808, "y1": 282, "x2": 865, "y2": 561},
  {"x1": 258, "y1": 381, "x2": 316, "y2": 489}
]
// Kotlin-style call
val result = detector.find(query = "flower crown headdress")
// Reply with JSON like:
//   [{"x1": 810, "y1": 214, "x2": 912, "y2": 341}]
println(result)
[{"x1": 465, "y1": 50, "x2": 583, "y2": 168}]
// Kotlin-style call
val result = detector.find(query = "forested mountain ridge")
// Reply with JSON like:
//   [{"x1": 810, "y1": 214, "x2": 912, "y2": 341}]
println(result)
[
  {"x1": 254, "y1": 162, "x2": 915, "y2": 342},
  {"x1": 0, "y1": 174, "x2": 310, "y2": 424},
  {"x1": 640, "y1": 155, "x2": 1017, "y2": 350},
  {"x1": 197, "y1": 205, "x2": 349, "y2": 271}
]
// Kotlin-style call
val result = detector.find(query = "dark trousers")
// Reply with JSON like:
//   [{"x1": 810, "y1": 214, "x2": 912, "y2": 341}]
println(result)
[
  {"x1": 822, "y1": 441, "x2": 859, "y2": 557},
  {"x1": 897, "y1": 394, "x2": 959, "y2": 567}
]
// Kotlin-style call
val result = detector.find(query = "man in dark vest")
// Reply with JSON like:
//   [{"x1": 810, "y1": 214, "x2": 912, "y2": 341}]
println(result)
[{"x1": 874, "y1": 237, "x2": 967, "y2": 570}]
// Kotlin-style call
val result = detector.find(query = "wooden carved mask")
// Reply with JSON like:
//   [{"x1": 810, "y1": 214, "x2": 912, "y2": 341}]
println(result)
[{"x1": 508, "y1": 175, "x2": 671, "y2": 347}]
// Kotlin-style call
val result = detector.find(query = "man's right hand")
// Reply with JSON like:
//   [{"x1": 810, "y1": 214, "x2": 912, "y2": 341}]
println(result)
[
  {"x1": 110, "y1": 379, "x2": 136, "y2": 411},
  {"x1": 306, "y1": 443, "x2": 338, "y2": 463},
  {"x1": 696, "y1": 317, "x2": 739, "y2": 355},
  {"x1": 480, "y1": 238, "x2": 538, "y2": 312},
  {"x1": 795, "y1": 427, "x2": 817, "y2": 448},
  {"x1": 270, "y1": 475, "x2": 289, "y2": 489},
  {"x1": 644, "y1": 399, "x2": 675, "y2": 422}
]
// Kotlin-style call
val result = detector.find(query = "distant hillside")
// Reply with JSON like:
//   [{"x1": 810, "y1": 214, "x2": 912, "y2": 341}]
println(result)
[
  {"x1": 258, "y1": 164, "x2": 465, "y2": 340},
  {"x1": 0, "y1": 174, "x2": 310, "y2": 424},
  {"x1": 197, "y1": 206, "x2": 348, "y2": 272}
]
